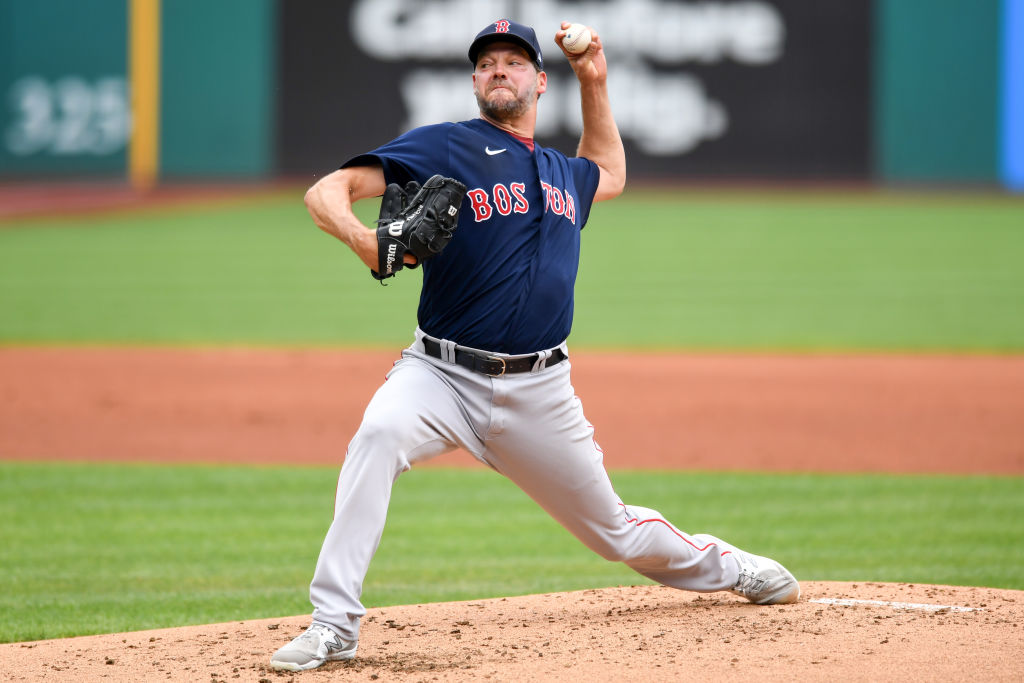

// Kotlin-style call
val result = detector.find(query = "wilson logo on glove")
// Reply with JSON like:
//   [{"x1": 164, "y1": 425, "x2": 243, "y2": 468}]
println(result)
[{"x1": 384, "y1": 243, "x2": 399, "y2": 275}]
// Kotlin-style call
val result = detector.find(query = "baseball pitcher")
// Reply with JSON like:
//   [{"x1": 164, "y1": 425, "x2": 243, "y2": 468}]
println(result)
[{"x1": 271, "y1": 19, "x2": 800, "y2": 672}]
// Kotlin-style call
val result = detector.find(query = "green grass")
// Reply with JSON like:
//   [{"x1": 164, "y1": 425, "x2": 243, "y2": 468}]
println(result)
[
  {"x1": 0, "y1": 193, "x2": 419, "y2": 346},
  {"x1": 1, "y1": 189, "x2": 1022, "y2": 350},
  {"x1": 1, "y1": 461, "x2": 1021, "y2": 643},
  {"x1": 577, "y1": 190, "x2": 1024, "y2": 351}
]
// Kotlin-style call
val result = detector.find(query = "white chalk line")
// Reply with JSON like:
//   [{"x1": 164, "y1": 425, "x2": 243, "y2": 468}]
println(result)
[{"x1": 809, "y1": 598, "x2": 981, "y2": 613}]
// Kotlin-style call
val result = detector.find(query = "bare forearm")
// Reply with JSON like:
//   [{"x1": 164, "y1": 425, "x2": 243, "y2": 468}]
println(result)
[
  {"x1": 577, "y1": 80, "x2": 626, "y2": 200},
  {"x1": 304, "y1": 168, "x2": 384, "y2": 271}
]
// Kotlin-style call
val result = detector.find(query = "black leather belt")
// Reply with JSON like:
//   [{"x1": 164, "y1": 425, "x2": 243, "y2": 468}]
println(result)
[{"x1": 422, "y1": 337, "x2": 566, "y2": 377}]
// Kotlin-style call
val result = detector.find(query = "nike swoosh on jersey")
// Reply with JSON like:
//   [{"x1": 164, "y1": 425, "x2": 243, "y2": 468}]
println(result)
[{"x1": 485, "y1": 147, "x2": 507, "y2": 155}]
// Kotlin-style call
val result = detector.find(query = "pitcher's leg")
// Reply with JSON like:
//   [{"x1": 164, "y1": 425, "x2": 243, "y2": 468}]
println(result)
[
  {"x1": 491, "y1": 437, "x2": 739, "y2": 592},
  {"x1": 309, "y1": 357, "x2": 483, "y2": 639},
  {"x1": 483, "y1": 364, "x2": 738, "y2": 592},
  {"x1": 308, "y1": 440, "x2": 405, "y2": 640}
]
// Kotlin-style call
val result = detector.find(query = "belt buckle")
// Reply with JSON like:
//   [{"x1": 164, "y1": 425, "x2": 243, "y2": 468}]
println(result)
[{"x1": 485, "y1": 355, "x2": 507, "y2": 377}]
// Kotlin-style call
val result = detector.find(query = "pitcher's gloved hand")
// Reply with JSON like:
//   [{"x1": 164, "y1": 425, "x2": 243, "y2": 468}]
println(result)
[{"x1": 372, "y1": 175, "x2": 467, "y2": 281}]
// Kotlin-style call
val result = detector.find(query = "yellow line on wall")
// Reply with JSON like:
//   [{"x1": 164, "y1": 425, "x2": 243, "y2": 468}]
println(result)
[{"x1": 129, "y1": 0, "x2": 160, "y2": 191}]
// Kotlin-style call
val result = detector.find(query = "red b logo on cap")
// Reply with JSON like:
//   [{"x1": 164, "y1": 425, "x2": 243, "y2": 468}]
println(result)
[{"x1": 494, "y1": 20, "x2": 510, "y2": 33}]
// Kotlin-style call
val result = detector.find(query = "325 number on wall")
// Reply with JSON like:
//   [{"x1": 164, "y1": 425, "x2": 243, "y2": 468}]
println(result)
[{"x1": 4, "y1": 76, "x2": 130, "y2": 157}]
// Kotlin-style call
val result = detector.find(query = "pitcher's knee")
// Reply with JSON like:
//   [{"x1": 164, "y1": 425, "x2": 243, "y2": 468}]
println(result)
[{"x1": 347, "y1": 416, "x2": 414, "y2": 470}]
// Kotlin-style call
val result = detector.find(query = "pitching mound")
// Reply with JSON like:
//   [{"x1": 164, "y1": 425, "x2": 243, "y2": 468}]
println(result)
[{"x1": 3, "y1": 582, "x2": 1020, "y2": 682}]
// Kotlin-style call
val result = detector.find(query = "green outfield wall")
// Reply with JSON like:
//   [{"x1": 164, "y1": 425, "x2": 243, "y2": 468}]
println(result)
[
  {"x1": 0, "y1": 0, "x2": 273, "y2": 179},
  {"x1": 874, "y1": 0, "x2": 1002, "y2": 184},
  {"x1": 159, "y1": 0, "x2": 274, "y2": 178},
  {"x1": 0, "y1": 0, "x2": 128, "y2": 175}
]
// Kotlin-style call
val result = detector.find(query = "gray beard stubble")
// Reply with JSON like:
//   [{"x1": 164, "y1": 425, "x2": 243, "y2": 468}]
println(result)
[{"x1": 476, "y1": 83, "x2": 535, "y2": 122}]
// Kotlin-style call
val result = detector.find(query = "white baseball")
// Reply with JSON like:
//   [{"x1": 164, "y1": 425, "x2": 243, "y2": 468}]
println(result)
[{"x1": 562, "y1": 23, "x2": 592, "y2": 54}]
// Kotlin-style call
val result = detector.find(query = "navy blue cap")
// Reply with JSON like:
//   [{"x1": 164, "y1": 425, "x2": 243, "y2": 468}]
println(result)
[{"x1": 468, "y1": 19, "x2": 543, "y2": 71}]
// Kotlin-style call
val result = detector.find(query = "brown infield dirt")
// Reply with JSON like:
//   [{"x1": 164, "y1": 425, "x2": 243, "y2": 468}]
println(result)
[{"x1": 1, "y1": 347, "x2": 1023, "y2": 682}]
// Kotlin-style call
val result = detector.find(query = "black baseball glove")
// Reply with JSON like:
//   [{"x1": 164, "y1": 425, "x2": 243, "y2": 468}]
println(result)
[{"x1": 372, "y1": 174, "x2": 467, "y2": 281}]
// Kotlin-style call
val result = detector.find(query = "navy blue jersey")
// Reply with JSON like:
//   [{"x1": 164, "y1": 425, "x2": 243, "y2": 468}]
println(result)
[{"x1": 343, "y1": 118, "x2": 600, "y2": 354}]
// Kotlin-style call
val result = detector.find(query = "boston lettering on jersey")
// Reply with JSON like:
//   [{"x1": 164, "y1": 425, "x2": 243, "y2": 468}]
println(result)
[
  {"x1": 342, "y1": 118, "x2": 600, "y2": 354},
  {"x1": 466, "y1": 181, "x2": 577, "y2": 225}
]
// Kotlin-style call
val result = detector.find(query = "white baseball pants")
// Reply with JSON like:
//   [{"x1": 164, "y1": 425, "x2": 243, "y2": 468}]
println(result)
[{"x1": 309, "y1": 331, "x2": 740, "y2": 640}]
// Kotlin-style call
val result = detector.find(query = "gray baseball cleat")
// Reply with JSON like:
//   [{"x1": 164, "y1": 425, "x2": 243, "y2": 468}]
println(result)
[
  {"x1": 728, "y1": 547, "x2": 801, "y2": 605},
  {"x1": 270, "y1": 622, "x2": 357, "y2": 671}
]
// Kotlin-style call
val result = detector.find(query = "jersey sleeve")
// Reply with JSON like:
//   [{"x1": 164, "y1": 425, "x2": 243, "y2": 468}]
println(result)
[
  {"x1": 341, "y1": 123, "x2": 453, "y2": 188},
  {"x1": 568, "y1": 156, "x2": 601, "y2": 229}
]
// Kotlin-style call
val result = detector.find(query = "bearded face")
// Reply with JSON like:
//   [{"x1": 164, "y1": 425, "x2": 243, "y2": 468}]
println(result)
[{"x1": 475, "y1": 76, "x2": 538, "y2": 122}]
